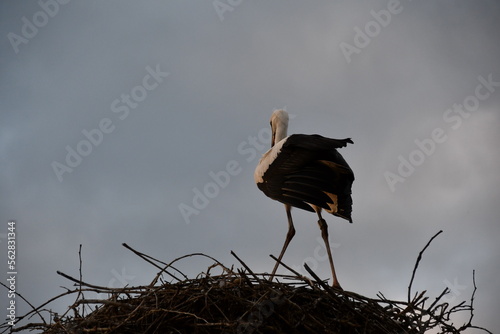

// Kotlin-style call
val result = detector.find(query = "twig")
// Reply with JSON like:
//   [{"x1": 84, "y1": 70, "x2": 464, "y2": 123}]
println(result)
[
  {"x1": 457, "y1": 270, "x2": 493, "y2": 334},
  {"x1": 0, "y1": 281, "x2": 46, "y2": 328},
  {"x1": 303, "y1": 263, "x2": 338, "y2": 295},
  {"x1": 122, "y1": 243, "x2": 183, "y2": 282},
  {"x1": 56, "y1": 271, "x2": 117, "y2": 291},
  {"x1": 230, "y1": 250, "x2": 259, "y2": 283},
  {"x1": 269, "y1": 254, "x2": 316, "y2": 288},
  {"x1": 147, "y1": 252, "x2": 231, "y2": 287},
  {"x1": 75, "y1": 244, "x2": 85, "y2": 318},
  {"x1": 408, "y1": 230, "x2": 443, "y2": 303}
]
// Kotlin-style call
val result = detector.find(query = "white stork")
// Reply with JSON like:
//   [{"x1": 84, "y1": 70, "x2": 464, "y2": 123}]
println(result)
[{"x1": 254, "y1": 109, "x2": 354, "y2": 289}]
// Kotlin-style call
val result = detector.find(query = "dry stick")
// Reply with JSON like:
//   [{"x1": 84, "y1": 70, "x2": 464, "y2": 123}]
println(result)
[
  {"x1": 230, "y1": 250, "x2": 260, "y2": 283},
  {"x1": 147, "y1": 252, "x2": 232, "y2": 287},
  {"x1": 457, "y1": 270, "x2": 493, "y2": 334},
  {"x1": 122, "y1": 243, "x2": 183, "y2": 282},
  {"x1": 465, "y1": 270, "x2": 477, "y2": 327},
  {"x1": 1, "y1": 286, "x2": 108, "y2": 333},
  {"x1": 269, "y1": 254, "x2": 316, "y2": 288},
  {"x1": 303, "y1": 263, "x2": 339, "y2": 294},
  {"x1": 122, "y1": 243, "x2": 170, "y2": 267},
  {"x1": 0, "y1": 281, "x2": 46, "y2": 327},
  {"x1": 427, "y1": 286, "x2": 450, "y2": 313},
  {"x1": 237, "y1": 268, "x2": 254, "y2": 287},
  {"x1": 56, "y1": 271, "x2": 118, "y2": 291},
  {"x1": 407, "y1": 230, "x2": 443, "y2": 303},
  {"x1": 75, "y1": 244, "x2": 85, "y2": 318},
  {"x1": 269, "y1": 254, "x2": 301, "y2": 278},
  {"x1": 53, "y1": 249, "x2": 84, "y2": 323}
]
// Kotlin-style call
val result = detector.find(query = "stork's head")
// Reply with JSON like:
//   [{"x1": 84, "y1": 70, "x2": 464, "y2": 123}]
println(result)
[{"x1": 270, "y1": 109, "x2": 289, "y2": 146}]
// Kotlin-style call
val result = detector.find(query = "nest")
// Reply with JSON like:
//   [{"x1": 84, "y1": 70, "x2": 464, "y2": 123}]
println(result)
[{"x1": 0, "y1": 231, "x2": 492, "y2": 334}]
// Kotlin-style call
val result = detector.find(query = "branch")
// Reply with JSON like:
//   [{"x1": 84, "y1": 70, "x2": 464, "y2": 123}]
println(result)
[{"x1": 408, "y1": 230, "x2": 443, "y2": 302}]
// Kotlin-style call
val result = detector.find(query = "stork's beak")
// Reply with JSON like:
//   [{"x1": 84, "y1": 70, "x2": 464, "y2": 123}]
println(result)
[{"x1": 271, "y1": 128, "x2": 276, "y2": 147}]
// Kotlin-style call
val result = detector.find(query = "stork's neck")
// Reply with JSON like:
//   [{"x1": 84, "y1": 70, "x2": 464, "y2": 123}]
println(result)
[
  {"x1": 270, "y1": 109, "x2": 289, "y2": 147},
  {"x1": 273, "y1": 122, "x2": 288, "y2": 146}
]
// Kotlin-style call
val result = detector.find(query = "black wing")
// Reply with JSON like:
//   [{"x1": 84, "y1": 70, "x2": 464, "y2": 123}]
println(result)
[{"x1": 258, "y1": 134, "x2": 354, "y2": 222}]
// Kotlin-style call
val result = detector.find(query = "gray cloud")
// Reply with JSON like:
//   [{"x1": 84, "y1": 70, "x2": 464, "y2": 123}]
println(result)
[{"x1": 1, "y1": 0, "x2": 499, "y2": 330}]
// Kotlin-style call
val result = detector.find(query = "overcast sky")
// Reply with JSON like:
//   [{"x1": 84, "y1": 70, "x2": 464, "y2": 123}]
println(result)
[{"x1": 1, "y1": 0, "x2": 499, "y2": 331}]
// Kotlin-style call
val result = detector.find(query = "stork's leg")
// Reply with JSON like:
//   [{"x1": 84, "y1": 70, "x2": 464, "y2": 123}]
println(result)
[
  {"x1": 270, "y1": 204, "x2": 295, "y2": 281},
  {"x1": 316, "y1": 210, "x2": 342, "y2": 289}
]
